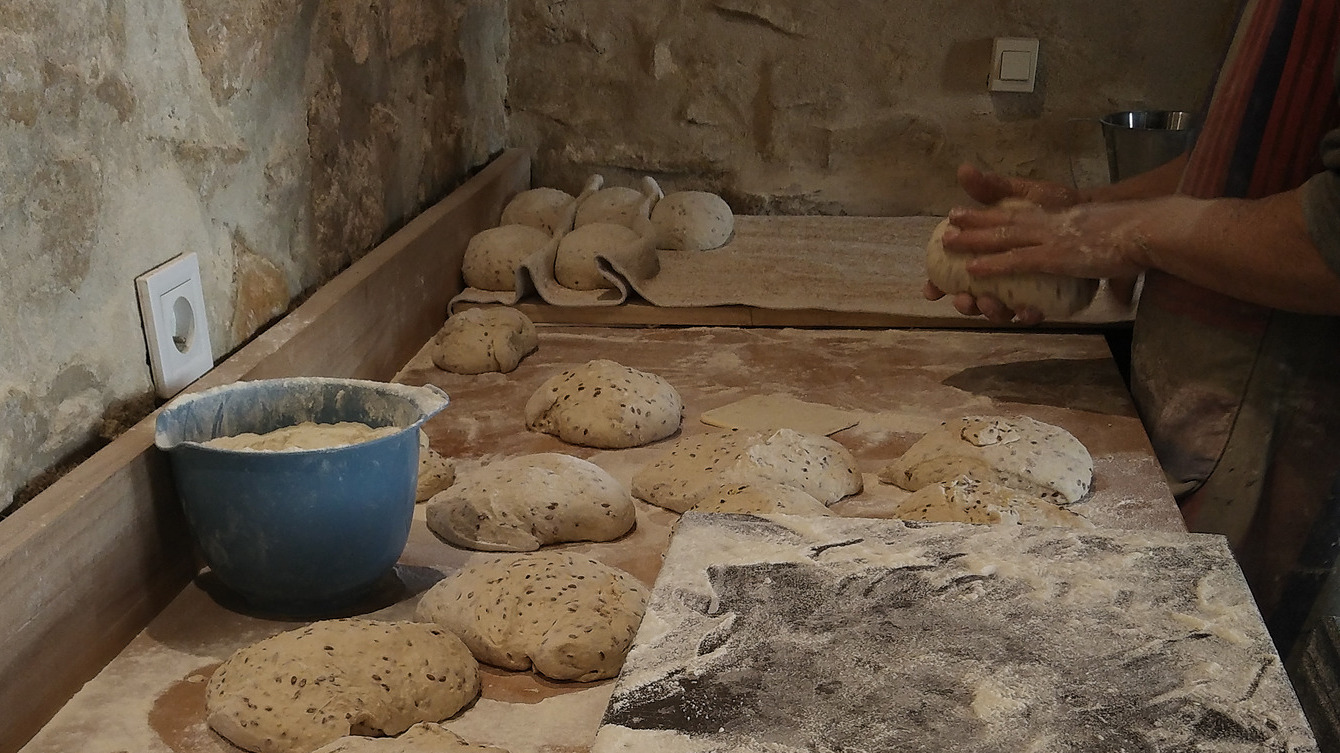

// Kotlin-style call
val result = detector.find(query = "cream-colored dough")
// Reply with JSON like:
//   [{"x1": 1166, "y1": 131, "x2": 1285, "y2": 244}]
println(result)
[
  {"x1": 888, "y1": 474, "x2": 1092, "y2": 528},
  {"x1": 878, "y1": 415, "x2": 1094, "y2": 503},
  {"x1": 416, "y1": 551, "x2": 648, "y2": 682},
  {"x1": 575, "y1": 186, "x2": 651, "y2": 228},
  {"x1": 525, "y1": 359, "x2": 684, "y2": 449},
  {"x1": 650, "y1": 190, "x2": 734, "y2": 251},
  {"x1": 417, "y1": 430, "x2": 455, "y2": 503},
  {"x1": 205, "y1": 619, "x2": 480, "y2": 753},
  {"x1": 700, "y1": 393, "x2": 859, "y2": 436},
  {"x1": 203, "y1": 421, "x2": 397, "y2": 451},
  {"x1": 689, "y1": 480, "x2": 833, "y2": 516},
  {"x1": 500, "y1": 187, "x2": 575, "y2": 235},
  {"x1": 425, "y1": 453, "x2": 636, "y2": 551},
  {"x1": 553, "y1": 223, "x2": 641, "y2": 290},
  {"x1": 461, "y1": 225, "x2": 553, "y2": 292},
  {"x1": 429, "y1": 307, "x2": 538, "y2": 375}
]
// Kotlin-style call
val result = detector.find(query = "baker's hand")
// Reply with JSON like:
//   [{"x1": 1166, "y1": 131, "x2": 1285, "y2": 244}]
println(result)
[
  {"x1": 956, "y1": 163, "x2": 1086, "y2": 210},
  {"x1": 922, "y1": 281, "x2": 1046, "y2": 326}
]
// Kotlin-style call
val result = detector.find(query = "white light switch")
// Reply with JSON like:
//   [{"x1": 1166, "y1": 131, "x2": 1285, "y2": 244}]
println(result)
[{"x1": 990, "y1": 37, "x2": 1039, "y2": 93}]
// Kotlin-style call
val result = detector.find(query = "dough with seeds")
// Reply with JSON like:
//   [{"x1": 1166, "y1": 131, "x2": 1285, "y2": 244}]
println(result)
[
  {"x1": 632, "y1": 429, "x2": 863, "y2": 513},
  {"x1": 461, "y1": 225, "x2": 552, "y2": 291},
  {"x1": 417, "y1": 552, "x2": 648, "y2": 682},
  {"x1": 575, "y1": 186, "x2": 649, "y2": 228},
  {"x1": 425, "y1": 453, "x2": 636, "y2": 551},
  {"x1": 311, "y1": 723, "x2": 508, "y2": 753},
  {"x1": 429, "y1": 307, "x2": 538, "y2": 375},
  {"x1": 689, "y1": 480, "x2": 833, "y2": 516},
  {"x1": 416, "y1": 430, "x2": 456, "y2": 503},
  {"x1": 650, "y1": 190, "x2": 734, "y2": 251},
  {"x1": 878, "y1": 415, "x2": 1093, "y2": 503},
  {"x1": 887, "y1": 474, "x2": 1092, "y2": 528},
  {"x1": 205, "y1": 619, "x2": 479, "y2": 753},
  {"x1": 500, "y1": 187, "x2": 574, "y2": 235},
  {"x1": 554, "y1": 223, "x2": 640, "y2": 290},
  {"x1": 525, "y1": 359, "x2": 683, "y2": 449}
]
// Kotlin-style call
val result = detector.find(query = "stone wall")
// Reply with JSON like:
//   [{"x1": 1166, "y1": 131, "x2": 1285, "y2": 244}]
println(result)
[
  {"x1": 0, "y1": 0, "x2": 507, "y2": 513},
  {"x1": 506, "y1": 0, "x2": 1238, "y2": 213}
]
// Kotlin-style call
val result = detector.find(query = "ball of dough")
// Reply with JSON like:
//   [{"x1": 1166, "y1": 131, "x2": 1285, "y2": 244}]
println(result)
[
  {"x1": 553, "y1": 223, "x2": 640, "y2": 290},
  {"x1": 461, "y1": 225, "x2": 552, "y2": 291},
  {"x1": 574, "y1": 186, "x2": 647, "y2": 228},
  {"x1": 631, "y1": 429, "x2": 863, "y2": 513},
  {"x1": 417, "y1": 552, "x2": 649, "y2": 682},
  {"x1": 650, "y1": 190, "x2": 734, "y2": 251},
  {"x1": 925, "y1": 203, "x2": 1099, "y2": 318},
  {"x1": 429, "y1": 307, "x2": 539, "y2": 375},
  {"x1": 206, "y1": 619, "x2": 480, "y2": 753},
  {"x1": 500, "y1": 187, "x2": 574, "y2": 235},
  {"x1": 425, "y1": 453, "x2": 636, "y2": 551},
  {"x1": 689, "y1": 480, "x2": 832, "y2": 516},
  {"x1": 877, "y1": 415, "x2": 1094, "y2": 503},
  {"x1": 525, "y1": 359, "x2": 684, "y2": 449},
  {"x1": 887, "y1": 474, "x2": 1092, "y2": 528},
  {"x1": 417, "y1": 430, "x2": 456, "y2": 503},
  {"x1": 311, "y1": 723, "x2": 508, "y2": 753}
]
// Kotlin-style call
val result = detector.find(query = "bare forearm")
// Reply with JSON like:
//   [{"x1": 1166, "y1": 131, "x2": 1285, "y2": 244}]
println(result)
[{"x1": 1081, "y1": 154, "x2": 1189, "y2": 204}]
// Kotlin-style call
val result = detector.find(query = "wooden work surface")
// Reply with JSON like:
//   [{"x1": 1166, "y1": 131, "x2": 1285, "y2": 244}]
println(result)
[{"x1": 24, "y1": 324, "x2": 1180, "y2": 753}]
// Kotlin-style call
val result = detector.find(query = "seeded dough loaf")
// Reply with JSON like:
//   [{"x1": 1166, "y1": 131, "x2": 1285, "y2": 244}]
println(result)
[
  {"x1": 887, "y1": 474, "x2": 1092, "y2": 528},
  {"x1": 311, "y1": 723, "x2": 508, "y2": 753},
  {"x1": 417, "y1": 552, "x2": 648, "y2": 682},
  {"x1": 416, "y1": 430, "x2": 456, "y2": 503},
  {"x1": 688, "y1": 480, "x2": 833, "y2": 516},
  {"x1": 650, "y1": 190, "x2": 734, "y2": 251},
  {"x1": 205, "y1": 619, "x2": 480, "y2": 753},
  {"x1": 553, "y1": 223, "x2": 641, "y2": 290},
  {"x1": 461, "y1": 225, "x2": 553, "y2": 291},
  {"x1": 500, "y1": 187, "x2": 575, "y2": 235},
  {"x1": 574, "y1": 186, "x2": 649, "y2": 228},
  {"x1": 525, "y1": 359, "x2": 684, "y2": 449},
  {"x1": 429, "y1": 307, "x2": 538, "y2": 375},
  {"x1": 878, "y1": 415, "x2": 1093, "y2": 503},
  {"x1": 631, "y1": 429, "x2": 863, "y2": 513},
  {"x1": 425, "y1": 453, "x2": 636, "y2": 551}
]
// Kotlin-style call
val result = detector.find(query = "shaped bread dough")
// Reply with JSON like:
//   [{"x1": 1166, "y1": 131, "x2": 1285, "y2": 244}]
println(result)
[
  {"x1": 425, "y1": 453, "x2": 636, "y2": 551},
  {"x1": 650, "y1": 190, "x2": 734, "y2": 251},
  {"x1": 500, "y1": 187, "x2": 575, "y2": 235},
  {"x1": 575, "y1": 186, "x2": 649, "y2": 228},
  {"x1": 689, "y1": 480, "x2": 833, "y2": 516},
  {"x1": 311, "y1": 723, "x2": 508, "y2": 753},
  {"x1": 206, "y1": 619, "x2": 480, "y2": 753},
  {"x1": 877, "y1": 415, "x2": 1093, "y2": 503},
  {"x1": 416, "y1": 551, "x2": 648, "y2": 682},
  {"x1": 461, "y1": 225, "x2": 552, "y2": 291},
  {"x1": 554, "y1": 223, "x2": 640, "y2": 290},
  {"x1": 525, "y1": 359, "x2": 684, "y2": 449},
  {"x1": 888, "y1": 474, "x2": 1092, "y2": 528},
  {"x1": 925, "y1": 201, "x2": 1099, "y2": 318},
  {"x1": 417, "y1": 430, "x2": 456, "y2": 503},
  {"x1": 631, "y1": 428, "x2": 863, "y2": 513},
  {"x1": 429, "y1": 307, "x2": 538, "y2": 375}
]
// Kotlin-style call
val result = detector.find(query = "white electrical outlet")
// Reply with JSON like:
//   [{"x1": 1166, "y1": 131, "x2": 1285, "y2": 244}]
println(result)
[{"x1": 136, "y1": 253, "x2": 214, "y2": 398}]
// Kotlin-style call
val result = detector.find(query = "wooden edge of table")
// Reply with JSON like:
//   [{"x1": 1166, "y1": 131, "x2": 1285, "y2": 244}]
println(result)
[{"x1": 0, "y1": 149, "x2": 531, "y2": 753}]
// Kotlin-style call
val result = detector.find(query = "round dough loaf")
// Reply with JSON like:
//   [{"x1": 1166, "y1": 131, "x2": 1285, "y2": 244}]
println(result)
[
  {"x1": 887, "y1": 474, "x2": 1092, "y2": 528},
  {"x1": 877, "y1": 415, "x2": 1094, "y2": 503},
  {"x1": 689, "y1": 480, "x2": 832, "y2": 516},
  {"x1": 425, "y1": 453, "x2": 636, "y2": 551},
  {"x1": 429, "y1": 307, "x2": 538, "y2": 375},
  {"x1": 525, "y1": 359, "x2": 683, "y2": 449},
  {"x1": 574, "y1": 186, "x2": 648, "y2": 228},
  {"x1": 500, "y1": 187, "x2": 574, "y2": 235},
  {"x1": 631, "y1": 428, "x2": 863, "y2": 513},
  {"x1": 553, "y1": 223, "x2": 640, "y2": 290},
  {"x1": 461, "y1": 225, "x2": 552, "y2": 291},
  {"x1": 650, "y1": 190, "x2": 734, "y2": 251},
  {"x1": 311, "y1": 723, "x2": 508, "y2": 753},
  {"x1": 416, "y1": 552, "x2": 648, "y2": 682},
  {"x1": 206, "y1": 619, "x2": 480, "y2": 753},
  {"x1": 925, "y1": 202, "x2": 1099, "y2": 318},
  {"x1": 416, "y1": 430, "x2": 456, "y2": 503}
]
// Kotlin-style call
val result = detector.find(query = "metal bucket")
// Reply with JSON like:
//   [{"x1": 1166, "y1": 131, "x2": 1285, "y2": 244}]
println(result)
[{"x1": 1100, "y1": 110, "x2": 1197, "y2": 183}]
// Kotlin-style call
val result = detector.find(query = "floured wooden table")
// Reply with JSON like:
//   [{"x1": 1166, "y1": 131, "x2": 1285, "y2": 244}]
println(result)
[{"x1": 24, "y1": 325, "x2": 1181, "y2": 753}]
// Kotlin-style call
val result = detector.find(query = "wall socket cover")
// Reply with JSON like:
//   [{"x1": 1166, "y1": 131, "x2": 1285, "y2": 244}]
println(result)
[{"x1": 136, "y1": 253, "x2": 214, "y2": 398}]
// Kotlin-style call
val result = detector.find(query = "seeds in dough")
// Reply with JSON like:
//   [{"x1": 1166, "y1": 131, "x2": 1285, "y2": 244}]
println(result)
[
  {"x1": 500, "y1": 187, "x2": 575, "y2": 235},
  {"x1": 461, "y1": 225, "x2": 552, "y2": 292},
  {"x1": 417, "y1": 430, "x2": 456, "y2": 503},
  {"x1": 688, "y1": 480, "x2": 833, "y2": 516},
  {"x1": 553, "y1": 223, "x2": 640, "y2": 290},
  {"x1": 429, "y1": 307, "x2": 538, "y2": 375},
  {"x1": 574, "y1": 185, "x2": 649, "y2": 228},
  {"x1": 886, "y1": 474, "x2": 1092, "y2": 528},
  {"x1": 524, "y1": 359, "x2": 684, "y2": 449},
  {"x1": 650, "y1": 190, "x2": 734, "y2": 251}
]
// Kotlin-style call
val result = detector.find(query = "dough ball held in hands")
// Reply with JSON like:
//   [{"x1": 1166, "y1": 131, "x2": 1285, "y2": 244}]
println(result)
[
  {"x1": 525, "y1": 359, "x2": 684, "y2": 449},
  {"x1": 206, "y1": 619, "x2": 480, "y2": 753},
  {"x1": 430, "y1": 307, "x2": 538, "y2": 375},
  {"x1": 311, "y1": 724, "x2": 509, "y2": 753},
  {"x1": 417, "y1": 552, "x2": 649, "y2": 682},
  {"x1": 651, "y1": 190, "x2": 734, "y2": 251},
  {"x1": 461, "y1": 225, "x2": 553, "y2": 291},
  {"x1": 554, "y1": 223, "x2": 641, "y2": 291},
  {"x1": 878, "y1": 415, "x2": 1094, "y2": 504},
  {"x1": 888, "y1": 474, "x2": 1092, "y2": 528},
  {"x1": 425, "y1": 453, "x2": 636, "y2": 551},
  {"x1": 417, "y1": 430, "x2": 456, "y2": 503},
  {"x1": 500, "y1": 187, "x2": 575, "y2": 235}
]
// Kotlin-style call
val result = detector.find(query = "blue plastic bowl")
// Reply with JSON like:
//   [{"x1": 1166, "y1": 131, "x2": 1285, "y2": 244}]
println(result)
[{"x1": 154, "y1": 377, "x2": 449, "y2": 613}]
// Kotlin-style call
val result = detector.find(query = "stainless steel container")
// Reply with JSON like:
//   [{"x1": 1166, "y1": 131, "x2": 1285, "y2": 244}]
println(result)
[{"x1": 1100, "y1": 110, "x2": 1198, "y2": 183}]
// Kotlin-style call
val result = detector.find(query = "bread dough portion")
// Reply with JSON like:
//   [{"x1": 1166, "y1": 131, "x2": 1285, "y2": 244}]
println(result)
[
  {"x1": 417, "y1": 552, "x2": 648, "y2": 682},
  {"x1": 689, "y1": 480, "x2": 832, "y2": 516},
  {"x1": 425, "y1": 453, "x2": 636, "y2": 551},
  {"x1": 575, "y1": 186, "x2": 650, "y2": 228},
  {"x1": 430, "y1": 307, "x2": 538, "y2": 375},
  {"x1": 312, "y1": 723, "x2": 508, "y2": 753},
  {"x1": 206, "y1": 619, "x2": 480, "y2": 753},
  {"x1": 554, "y1": 223, "x2": 640, "y2": 290},
  {"x1": 888, "y1": 474, "x2": 1092, "y2": 528},
  {"x1": 700, "y1": 393, "x2": 859, "y2": 436},
  {"x1": 500, "y1": 187, "x2": 575, "y2": 235},
  {"x1": 461, "y1": 225, "x2": 553, "y2": 292},
  {"x1": 203, "y1": 421, "x2": 398, "y2": 451},
  {"x1": 632, "y1": 429, "x2": 863, "y2": 513},
  {"x1": 925, "y1": 205, "x2": 1099, "y2": 318},
  {"x1": 525, "y1": 359, "x2": 683, "y2": 449},
  {"x1": 878, "y1": 415, "x2": 1093, "y2": 503},
  {"x1": 417, "y1": 430, "x2": 456, "y2": 503},
  {"x1": 650, "y1": 190, "x2": 734, "y2": 251}
]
